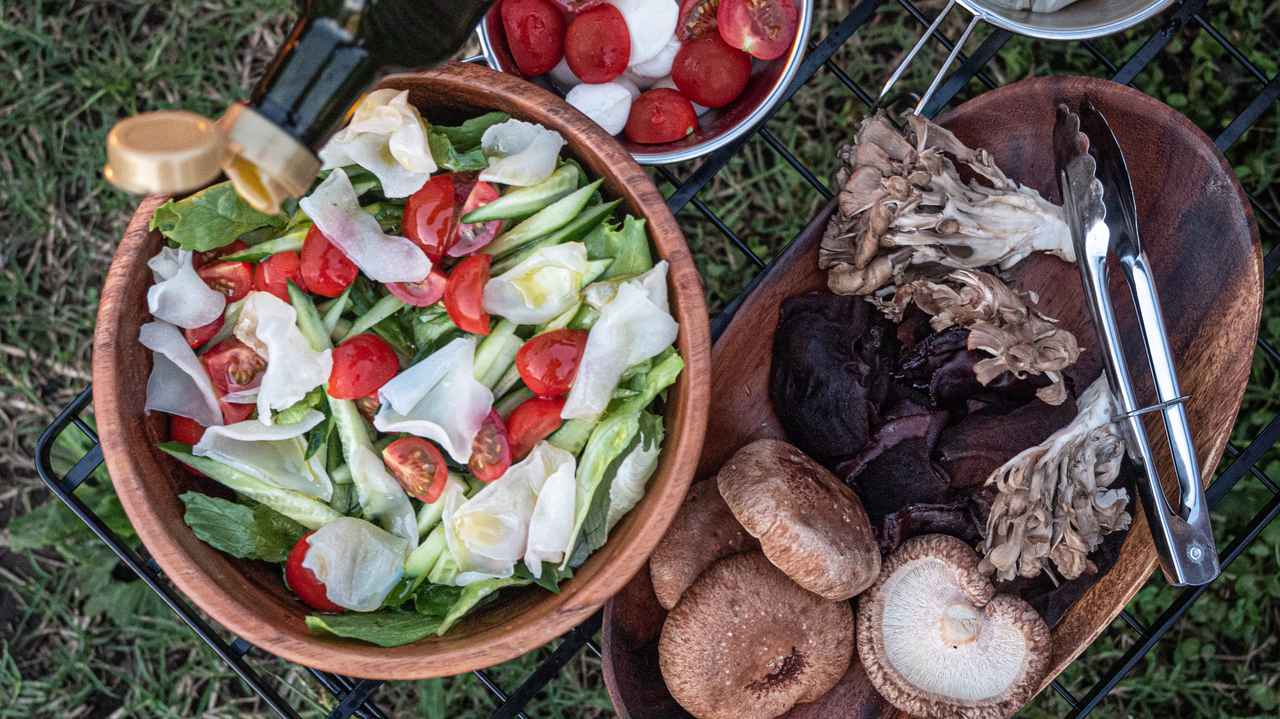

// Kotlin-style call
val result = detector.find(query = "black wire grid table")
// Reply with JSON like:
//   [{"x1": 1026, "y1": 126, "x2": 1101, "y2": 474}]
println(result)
[{"x1": 32, "y1": 1, "x2": 1280, "y2": 717}]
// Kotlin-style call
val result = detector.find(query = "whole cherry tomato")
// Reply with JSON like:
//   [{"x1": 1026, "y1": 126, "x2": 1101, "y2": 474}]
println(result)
[
  {"x1": 501, "y1": 0, "x2": 567, "y2": 77},
  {"x1": 506, "y1": 396, "x2": 566, "y2": 460},
  {"x1": 403, "y1": 174, "x2": 456, "y2": 260},
  {"x1": 253, "y1": 251, "x2": 305, "y2": 302},
  {"x1": 625, "y1": 89, "x2": 698, "y2": 145},
  {"x1": 564, "y1": 4, "x2": 631, "y2": 83},
  {"x1": 328, "y1": 333, "x2": 400, "y2": 400},
  {"x1": 300, "y1": 225, "x2": 358, "y2": 298},
  {"x1": 284, "y1": 532, "x2": 345, "y2": 613},
  {"x1": 169, "y1": 415, "x2": 207, "y2": 445},
  {"x1": 672, "y1": 35, "x2": 751, "y2": 108},
  {"x1": 516, "y1": 329, "x2": 589, "y2": 397}
]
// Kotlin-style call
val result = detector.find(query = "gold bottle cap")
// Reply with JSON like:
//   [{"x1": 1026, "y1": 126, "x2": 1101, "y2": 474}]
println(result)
[
  {"x1": 219, "y1": 103, "x2": 321, "y2": 215},
  {"x1": 103, "y1": 111, "x2": 226, "y2": 195}
]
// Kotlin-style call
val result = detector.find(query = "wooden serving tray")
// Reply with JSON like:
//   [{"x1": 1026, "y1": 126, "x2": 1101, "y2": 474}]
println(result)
[{"x1": 602, "y1": 76, "x2": 1261, "y2": 718}]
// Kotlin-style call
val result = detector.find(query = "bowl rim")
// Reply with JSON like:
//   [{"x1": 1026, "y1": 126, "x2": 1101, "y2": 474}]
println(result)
[
  {"x1": 476, "y1": 0, "x2": 815, "y2": 165},
  {"x1": 92, "y1": 62, "x2": 711, "y2": 679}
]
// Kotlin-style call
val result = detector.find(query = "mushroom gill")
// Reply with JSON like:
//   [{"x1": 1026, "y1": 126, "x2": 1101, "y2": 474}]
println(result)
[
  {"x1": 820, "y1": 112, "x2": 1073, "y2": 295},
  {"x1": 980, "y1": 374, "x2": 1132, "y2": 582},
  {"x1": 879, "y1": 269, "x2": 1081, "y2": 405},
  {"x1": 857, "y1": 534, "x2": 1051, "y2": 719}
]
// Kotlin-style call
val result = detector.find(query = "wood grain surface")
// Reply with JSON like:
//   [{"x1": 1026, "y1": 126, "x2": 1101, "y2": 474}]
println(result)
[
  {"x1": 603, "y1": 75, "x2": 1261, "y2": 719},
  {"x1": 92, "y1": 62, "x2": 710, "y2": 680}
]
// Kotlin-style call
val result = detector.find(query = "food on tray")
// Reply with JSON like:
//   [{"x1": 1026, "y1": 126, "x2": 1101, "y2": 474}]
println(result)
[
  {"x1": 649, "y1": 479, "x2": 756, "y2": 610},
  {"x1": 659, "y1": 552, "x2": 854, "y2": 719},
  {"x1": 981, "y1": 374, "x2": 1131, "y2": 581},
  {"x1": 496, "y1": 0, "x2": 801, "y2": 144},
  {"x1": 716, "y1": 438, "x2": 878, "y2": 601},
  {"x1": 819, "y1": 112, "x2": 1072, "y2": 294},
  {"x1": 140, "y1": 90, "x2": 684, "y2": 645},
  {"x1": 649, "y1": 440, "x2": 880, "y2": 719},
  {"x1": 856, "y1": 534, "x2": 1051, "y2": 719}
]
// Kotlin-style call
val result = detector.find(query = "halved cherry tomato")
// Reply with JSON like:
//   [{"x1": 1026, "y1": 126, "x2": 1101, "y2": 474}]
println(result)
[
  {"x1": 169, "y1": 415, "x2": 207, "y2": 445},
  {"x1": 382, "y1": 437, "x2": 449, "y2": 503},
  {"x1": 219, "y1": 399, "x2": 255, "y2": 424},
  {"x1": 328, "y1": 333, "x2": 400, "y2": 400},
  {"x1": 717, "y1": 0, "x2": 799, "y2": 61},
  {"x1": 253, "y1": 251, "x2": 304, "y2": 302},
  {"x1": 564, "y1": 4, "x2": 630, "y2": 83},
  {"x1": 625, "y1": 89, "x2": 698, "y2": 145},
  {"x1": 501, "y1": 0, "x2": 567, "y2": 77},
  {"x1": 469, "y1": 410, "x2": 513, "y2": 482},
  {"x1": 678, "y1": 0, "x2": 720, "y2": 40},
  {"x1": 300, "y1": 225, "x2": 358, "y2": 298},
  {"x1": 387, "y1": 268, "x2": 448, "y2": 308},
  {"x1": 184, "y1": 314, "x2": 224, "y2": 350},
  {"x1": 285, "y1": 532, "x2": 344, "y2": 613},
  {"x1": 516, "y1": 329, "x2": 589, "y2": 397},
  {"x1": 403, "y1": 174, "x2": 456, "y2": 260},
  {"x1": 449, "y1": 181, "x2": 503, "y2": 256},
  {"x1": 194, "y1": 240, "x2": 248, "y2": 268},
  {"x1": 672, "y1": 35, "x2": 751, "y2": 108},
  {"x1": 201, "y1": 339, "x2": 266, "y2": 395},
  {"x1": 445, "y1": 254, "x2": 492, "y2": 336},
  {"x1": 356, "y1": 393, "x2": 380, "y2": 423},
  {"x1": 197, "y1": 261, "x2": 253, "y2": 302},
  {"x1": 506, "y1": 396, "x2": 566, "y2": 460}
]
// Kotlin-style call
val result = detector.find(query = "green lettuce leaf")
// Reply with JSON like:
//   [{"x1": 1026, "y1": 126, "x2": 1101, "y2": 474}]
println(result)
[
  {"x1": 584, "y1": 215, "x2": 653, "y2": 279},
  {"x1": 150, "y1": 181, "x2": 286, "y2": 251},
  {"x1": 432, "y1": 111, "x2": 509, "y2": 149},
  {"x1": 179, "y1": 491, "x2": 307, "y2": 562},
  {"x1": 306, "y1": 610, "x2": 443, "y2": 648},
  {"x1": 429, "y1": 131, "x2": 487, "y2": 172}
]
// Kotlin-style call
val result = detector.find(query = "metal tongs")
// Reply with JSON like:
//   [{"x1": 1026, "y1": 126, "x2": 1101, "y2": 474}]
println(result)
[{"x1": 1053, "y1": 100, "x2": 1219, "y2": 587}]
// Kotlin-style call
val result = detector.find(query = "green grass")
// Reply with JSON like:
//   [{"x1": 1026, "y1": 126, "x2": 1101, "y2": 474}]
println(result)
[{"x1": 2, "y1": 0, "x2": 1278, "y2": 716}]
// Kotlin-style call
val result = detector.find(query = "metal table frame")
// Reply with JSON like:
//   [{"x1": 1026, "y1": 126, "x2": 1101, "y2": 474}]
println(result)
[{"x1": 32, "y1": 1, "x2": 1280, "y2": 716}]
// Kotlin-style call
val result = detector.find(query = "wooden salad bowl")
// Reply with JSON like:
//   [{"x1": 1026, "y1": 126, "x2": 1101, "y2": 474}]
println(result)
[
  {"x1": 92, "y1": 62, "x2": 710, "y2": 680},
  {"x1": 602, "y1": 75, "x2": 1261, "y2": 717}
]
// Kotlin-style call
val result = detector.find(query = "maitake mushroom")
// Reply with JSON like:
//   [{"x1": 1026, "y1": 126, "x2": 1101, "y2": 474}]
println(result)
[
  {"x1": 820, "y1": 112, "x2": 1072, "y2": 295},
  {"x1": 649, "y1": 479, "x2": 758, "y2": 610},
  {"x1": 857, "y1": 534, "x2": 1051, "y2": 719},
  {"x1": 879, "y1": 269, "x2": 1081, "y2": 405},
  {"x1": 717, "y1": 439, "x2": 880, "y2": 601},
  {"x1": 981, "y1": 374, "x2": 1132, "y2": 582},
  {"x1": 660, "y1": 552, "x2": 854, "y2": 719}
]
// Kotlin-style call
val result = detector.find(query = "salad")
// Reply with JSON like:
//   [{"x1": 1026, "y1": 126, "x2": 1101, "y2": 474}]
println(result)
[
  {"x1": 497, "y1": 0, "x2": 801, "y2": 144},
  {"x1": 140, "y1": 88, "x2": 683, "y2": 647}
]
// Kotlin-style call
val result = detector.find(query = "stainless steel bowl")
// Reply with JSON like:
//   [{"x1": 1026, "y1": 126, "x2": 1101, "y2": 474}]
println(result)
[
  {"x1": 477, "y1": 1, "x2": 814, "y2": 165},
  {"x1": 960, "y1": 0, "x2": 1174, "y2": 40}
]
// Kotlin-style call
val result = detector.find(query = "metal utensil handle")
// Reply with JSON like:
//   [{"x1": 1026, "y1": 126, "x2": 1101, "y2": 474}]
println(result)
[
  {"x1": 878, "y1": 0, "x2": 982, "y2": 115},
  {"x1": 1119, "y1": 251, "x2": 1219, "y2": 584}
]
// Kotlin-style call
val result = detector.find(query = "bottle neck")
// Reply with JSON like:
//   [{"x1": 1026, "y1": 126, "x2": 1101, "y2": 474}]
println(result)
[{"x1": 250, "y1": 15, "x2": 377, "y2": 149}]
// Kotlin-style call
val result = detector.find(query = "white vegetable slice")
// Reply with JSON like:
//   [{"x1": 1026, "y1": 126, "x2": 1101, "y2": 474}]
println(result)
[
  {"x1": 374, "y1": 336, "x2": 494, "y2": 463},
  {"x1": 299, "y1": 169, "x2": 431, "y2": 284},
  {"x1": 146, "y1": 247, "x2": 225, "y2": 329},
  {"x1": 549, "y1": 57, "x2": 582, "y2": 91},
  {"x1": 653, "y1": 76, "x2": 711, "y2": 116},
  {"x1": 562, "y1": 264, "x2": 679, "y2": 420},
  {"x1": 318, "y1": 88, "x2": 436, "y2": 198},
  {"x1": 605, "y1": 425, "x2": 662, "y2": 532},
  {"x1": 301, "y1": 517, "x2": 409, "y2": 611},
  {"x1": 479, "y1": 119, "x2": 566, "y2": 187},
  {"x1": 523, "y1": 443, "x2": 578, "y2": 577},
  {"x1": 443, "y1": 442, "x2": 575, "y2": 585},
  {"x1": 629, "y1": 35, "x2": 681, "y2": 80},
  {"x1": 193, "y1": 410, "x2": 332, "y2": 500},
  {"x1": 233, "y1": 292, "x2": 333, "y2": 424},
  {"x1": 584, "y1": 260, "x2": 671, "y2": 312},
  {"x1": 483, "y1": 242, "x2": 590, "y2": 324},
  {"x1": 139, "y1": 321, "x2": 224, "y2": 428},
  {"x1": 566, "y1": 83, "x2": 633, "y2": 136},
  {"x1": 609, "y1": 0, "x2": 678, "y2": 65}
]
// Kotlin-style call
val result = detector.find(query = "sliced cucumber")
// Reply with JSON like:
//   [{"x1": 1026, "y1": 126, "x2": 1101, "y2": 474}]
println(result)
[
  {"x1": 484, "y1": 180, "x2": 603, "y2": 257},
  {"x1": 490, "y1": 199, "x2": 620, "y2": 275},
  {"x1": 222, "y1": 225, "x2": 309, "y2": 262},
  {"x1": 462, "y1": 165, "x2": 579, "y2": 223},
  {"x1": 495, "y1": 386, "x2": 535, "y2": 417},
  {"x1": 342, "y1": 295, "x2": 407, "y2": 341}
]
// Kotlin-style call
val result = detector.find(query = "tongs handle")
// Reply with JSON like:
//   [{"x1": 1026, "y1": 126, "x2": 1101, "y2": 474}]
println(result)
[
  {"x1": 1077, "y1": 245, "x2": 1219, "y2": 587},
  {"x1": 1120, "y1": 253, "x2": 1219, "y2": 585}
]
